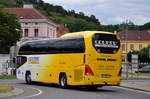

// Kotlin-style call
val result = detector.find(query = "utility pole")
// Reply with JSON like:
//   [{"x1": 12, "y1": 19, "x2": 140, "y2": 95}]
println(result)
[
  {"x1": 125, "y1": 19, "x2": 129, "y2": 78},
  {"x1": 124, "y1": 19, "x2": 132, "y2": 78}
]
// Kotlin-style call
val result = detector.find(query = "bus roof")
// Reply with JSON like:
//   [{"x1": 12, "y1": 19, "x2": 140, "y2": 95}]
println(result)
[{"x1": 61, "y1": 31, "x2": 115, "y2": 38}]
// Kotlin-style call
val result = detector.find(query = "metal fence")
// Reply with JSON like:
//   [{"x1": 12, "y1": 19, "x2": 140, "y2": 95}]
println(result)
[
  {"x1": 0, "y1": 60, "x2": 17, "y2": 75},
  {"x1": 122, "y1": 63, "x2": 150, "y2": 79},
  {"x1": 0, "y1": 61, "x2": 10, "y2": 75}
]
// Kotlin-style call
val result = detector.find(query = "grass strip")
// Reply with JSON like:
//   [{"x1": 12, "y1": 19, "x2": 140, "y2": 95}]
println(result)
[
  {"x1": 0, "y1": 84, "x2": 14, "y2": 93},
  {"x1": 121, "y1": 77, "x2": 149, "y2": 80},
  {"x1": 122, "y1": 72, "x2": 150, "y2": 76},
  {"x1": 0, "y1": 75, "x2": 16, "y2": 79}
]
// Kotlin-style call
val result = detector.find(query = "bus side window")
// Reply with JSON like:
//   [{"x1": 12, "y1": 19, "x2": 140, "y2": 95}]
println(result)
[
  {"x1": 13, "y1": 58, "x2": 16, "y2": 64},
  {"x1": 17, "y1": 56, "x2": 20, "y2": 68},
  {"x1": 17, "y1": 56, "x2": 27, "y2": 68}
]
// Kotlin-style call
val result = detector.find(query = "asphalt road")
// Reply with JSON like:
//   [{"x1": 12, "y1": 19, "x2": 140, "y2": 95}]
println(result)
[{"x1": 0, "y1": 79, "x2": 150, "y2": 99}]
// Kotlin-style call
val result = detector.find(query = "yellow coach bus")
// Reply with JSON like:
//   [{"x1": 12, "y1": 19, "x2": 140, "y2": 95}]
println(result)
[{"x1": 16, "y1": 31, "x2": 122, "y2": 89}]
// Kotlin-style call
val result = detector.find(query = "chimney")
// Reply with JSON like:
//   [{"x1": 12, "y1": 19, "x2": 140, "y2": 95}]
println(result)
[
  {"x1": 23, "y1": 4, "x2": 33, "y2": 9},
  {"x1": 114, "y1": 30, "x2": 117, "y2": 34}
]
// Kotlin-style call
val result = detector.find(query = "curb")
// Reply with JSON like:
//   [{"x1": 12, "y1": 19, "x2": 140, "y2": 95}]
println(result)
[
  {"x1": 0, "y1": 87, "x2": 24, "y2": 98},
  {"x1": 120, "y1": 85, "x2": 150, "y2": 93},
  {"x1": 121, "y1": 78, "x2": 150, "y2": 80}
]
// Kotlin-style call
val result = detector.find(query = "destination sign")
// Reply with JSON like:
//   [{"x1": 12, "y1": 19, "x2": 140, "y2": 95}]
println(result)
[
  {"x1": 94, "y1": 40, "x2": 119, "y2": 48},
  {"x1": 28, "y1": 57, "x2": 39, "y2": 64}
]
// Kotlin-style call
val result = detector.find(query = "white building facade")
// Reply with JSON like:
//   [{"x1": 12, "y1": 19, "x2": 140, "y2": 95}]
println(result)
[{"x1": 19, "y1": 18, "x2": 57, "y2": 45}]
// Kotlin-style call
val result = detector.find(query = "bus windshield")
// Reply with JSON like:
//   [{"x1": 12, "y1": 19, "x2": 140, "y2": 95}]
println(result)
[{"x1": 92, "y1": 33, "x2": 120, "y2": 54}]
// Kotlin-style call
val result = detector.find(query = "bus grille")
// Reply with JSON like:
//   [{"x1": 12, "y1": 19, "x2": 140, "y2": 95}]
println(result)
[
  {"x1": 74, "y1": 69, "x2": 83, "y2": 82},
  {"x1": 98, "y1": 65, "x2": 114, "y2": 70}
]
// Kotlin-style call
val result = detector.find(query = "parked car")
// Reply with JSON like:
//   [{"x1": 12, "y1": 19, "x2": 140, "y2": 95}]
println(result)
[
  {"x1": 135, "y1": 65, "x2": 150, "y2": 73},
  {"x1": 138, "y1": 63, "x2": 150, "y2": 69}
]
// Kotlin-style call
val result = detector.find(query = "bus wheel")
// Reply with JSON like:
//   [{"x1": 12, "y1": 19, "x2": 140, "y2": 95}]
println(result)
[
  {"x1": 59, "y1": 74, "x2": 67, "y2": 88},
  {"x1": 26, "y1": 72, "x2": 32, "y2": 84}
]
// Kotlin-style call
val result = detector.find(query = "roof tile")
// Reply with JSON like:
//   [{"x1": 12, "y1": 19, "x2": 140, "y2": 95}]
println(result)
[
  {"x1": 3, "y1": 8, "x2": 46, "y2": 19},
  {"x1": 119, "y1": 30, "x2": 150, "y2": 41}
]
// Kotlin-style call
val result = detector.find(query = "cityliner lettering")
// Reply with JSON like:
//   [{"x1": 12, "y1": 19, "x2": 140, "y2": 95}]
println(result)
[
  {"x1": 28, "y1": 57, "x2": 39, "y2": 64},
  {"x1": 95, "y1": 40, "x2": 118, "y2": 48}
]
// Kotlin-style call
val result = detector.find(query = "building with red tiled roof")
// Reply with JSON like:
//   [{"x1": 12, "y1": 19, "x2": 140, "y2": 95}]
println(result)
[
  {"x1": 3, "y1": 8, "x2": 46, "y2": 19},
  {"x1": 119, "y1": 30, "x2": 150, "y2": 41},
  {"x1": 118, "y1": 30, "x2": 150, "y2": 62},
  {"x1": 3, "y1": 4, "x2": 57, "y2": 46}
]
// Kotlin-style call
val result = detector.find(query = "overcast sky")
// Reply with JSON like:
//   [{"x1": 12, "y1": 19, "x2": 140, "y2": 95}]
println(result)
[{"x1": 43, "y1": 0, "x2": 150, "y2": 25}]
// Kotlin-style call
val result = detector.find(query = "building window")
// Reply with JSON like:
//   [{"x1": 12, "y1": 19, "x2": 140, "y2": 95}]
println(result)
[
  {"x1": 53, "y1": 30, "x2": 55, "y2": 38},
  {"x1": 24, "y1": 29, "x2": 28, "y2": 37},
  {"x1": 130, "y1": 44, "x2": 134, "y2": 51},
  {"x1": 122, "y1": 55, "x2": 125, "y2": 62},
  {"x1": 139, "y1": 44, "x2": 143, "y2": 50},
  {"x1": 25, "y1": 23, "x2": 28, "y2": 25},
  {"x1": 50, "y1": 28, "x2": 52, "y2": 37},
  {"x1": 122, "y1": 44, "x2": 125, "y2": 51},
  {"x1": 35, "y1": 23, "x2": 38, "y2": 25},
  {"x1": 34, "y1": 29, "x2": 38, "y2": 37},
  {"x1": 47, "y1": 27, "x2": 49, "y2": 37}
]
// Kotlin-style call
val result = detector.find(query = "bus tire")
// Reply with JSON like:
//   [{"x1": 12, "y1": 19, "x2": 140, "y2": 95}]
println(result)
[
  {"x1": 25, "y1": 72, "x2": 32, "y2": 84},
  {"x1": 59, "y1": 74, "x2": 67, "y2": 88}
]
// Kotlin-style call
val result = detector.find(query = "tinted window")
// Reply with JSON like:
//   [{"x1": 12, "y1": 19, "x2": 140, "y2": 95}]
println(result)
[
  {"x1": 19, "y1": 36, "x2": 85, "y2": 55},
  {"x1": 17, "y1": 56, "x2": 27, "y2": 68},
  {"x1": 92, "y1": 33, "x2": 120, "y2": 54},
  {"x1": 48, "y1": 37, "x2": 85, "y2": 53}
]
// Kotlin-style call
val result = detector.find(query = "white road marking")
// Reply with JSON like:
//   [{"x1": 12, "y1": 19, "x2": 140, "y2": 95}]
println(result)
[
  {"x1": 113, "y1": 86, "x2": 150, "y2": 95},
  {"x1": 13, "y1": 87, "x2": 43, "y2": 99}
]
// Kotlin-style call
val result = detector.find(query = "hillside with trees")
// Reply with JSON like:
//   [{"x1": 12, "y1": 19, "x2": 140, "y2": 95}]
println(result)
[{"x1": 0, "y1": 0, "x2": 150, "y2": 32}]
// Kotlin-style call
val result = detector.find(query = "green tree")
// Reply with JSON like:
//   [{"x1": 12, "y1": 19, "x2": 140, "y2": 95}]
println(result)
[
  {"x1": 127, "y1": 51, "x2": 139, "y2": 63},
  {"x1": 139, "y1": 22, "x2": 150, "y2": 30},
  {"x1": 16, "y1": 0, "x2": 24, "y2": 7},
  {"x1": 78, "y1": 12, "x2": 84, "y2": 18},
  {"x1": 0, "y1": 9, "x2": 22, "y2": 53},
  {"x1": 139, "y1": 46, "x2": 150, "y2": 63},
  {"x1": 89, "y1": 15, "x2": 100, "y2": 25},
  {"x1": 127, "y1": 45, "x2": 150, "y2": 63}
]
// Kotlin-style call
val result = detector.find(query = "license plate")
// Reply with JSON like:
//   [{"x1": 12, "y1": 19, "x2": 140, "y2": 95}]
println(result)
[{"x1": 101, "y1": 74, "x2": 111, "y2": 78}]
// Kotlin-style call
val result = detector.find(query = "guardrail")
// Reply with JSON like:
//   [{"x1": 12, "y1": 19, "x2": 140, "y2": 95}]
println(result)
[{"x1": 122, "y1": 63, "x2": 150, "y2": 80}]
